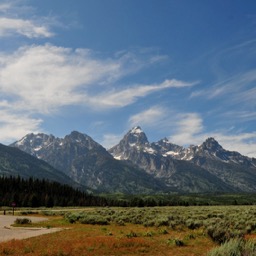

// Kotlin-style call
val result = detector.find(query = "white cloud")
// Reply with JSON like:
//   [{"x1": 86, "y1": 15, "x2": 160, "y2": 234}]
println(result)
[
  {"x1": 0, "y1": 45, "x2": 122, "y2": 114},
  {"x1": 129, "y1": 106, "x2": 168, "y2": 128},
  {"x1": 0, "y1": 45, "x2": 194, "y2": 114},
  {"x1": 169, "y1": 113, "x2": 204, "y2": 146},
  {"x1": 90, "y1": 79, "x2": 196, "y2": 108},
  {"x1": 0, "y1": 17, "x2": 53, "y2": 38},
  {"x1": 222, "y1": 111, "x2": 256, "y2": 122},
  {"x1": 0, "y1": 109, "x2": 42, "y2": 144},
  {"x1": 101, "y1": 134, "x2": 123, "y2": 149},
  {"x1": 191, "y1": 69, "x2": 256, "y2": 100},
  {"x1": 0, "y1": 0, "x2": 54, "y2": 39}
]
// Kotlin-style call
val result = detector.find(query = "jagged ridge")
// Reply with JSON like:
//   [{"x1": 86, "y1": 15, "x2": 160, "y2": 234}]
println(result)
[
  {"x1": 109, "y1": 127, "x2": 256, "y2": 192},
  {"x1": 11, "y1": 130, "x2": 166, "y2": 194}
]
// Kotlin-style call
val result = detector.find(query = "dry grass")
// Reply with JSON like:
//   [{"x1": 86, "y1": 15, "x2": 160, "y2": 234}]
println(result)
[{"x1": 0, "y1": 215, "x2": 215, "y2": 256}]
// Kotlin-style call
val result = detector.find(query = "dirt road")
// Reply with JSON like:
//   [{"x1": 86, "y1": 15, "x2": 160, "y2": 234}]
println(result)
[{"x1": 0, "y1": 215, "x2": 62, "y2": 242}]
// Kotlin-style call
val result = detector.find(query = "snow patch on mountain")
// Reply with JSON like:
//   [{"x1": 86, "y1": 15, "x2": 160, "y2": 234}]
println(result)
[
  {"x1": 143, "y1": 146, "x2": 156, "y2": 154},
  {"x1": 164, "y1": 151, "x2": 180, "y2": 157},
  {"x1": 130, "y1": 126, "x2": 144, "y2": 134}
]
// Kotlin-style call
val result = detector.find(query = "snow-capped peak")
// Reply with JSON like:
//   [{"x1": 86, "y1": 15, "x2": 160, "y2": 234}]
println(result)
[{"x1": 130, "y1": 126, "x2": 144, "y2": 134}]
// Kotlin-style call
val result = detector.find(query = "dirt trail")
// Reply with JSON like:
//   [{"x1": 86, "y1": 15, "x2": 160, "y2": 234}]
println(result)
[{"x1": 0, "y1": 215, "x2": 62, "y2": 242}]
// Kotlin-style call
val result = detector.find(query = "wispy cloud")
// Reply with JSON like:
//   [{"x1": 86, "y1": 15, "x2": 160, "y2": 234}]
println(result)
[
  {"x1": 189, "y1": 68, "x2": 256, "y2": 131},
  {"x1": 0, "y1": 0, "x2": 54, "y2": 38},
  {"x1": 168, "y1": 113, "x2": 204, "y2": 146},
  {"x1": 90, "y1": 79, "x2": 196, "y2": 109},
  {"x1": 0, "y1": 109, "x2": 42, "y2": 144},
  {"x1": 222, "y1": 111, "x2": 256, "y2": 122},
  {"x1": 102, "y1": 133, "x2": 124, "y2": 149},
  {"x1": 129, "y1": 106, "x2": 168, "y2": 128},
  {"x1": 191, "y1": 69, "x2": 256, "y2": 99},
  {"x1": 190, "y1": 38, "x2": 256, "y2": 122},
  {"x1": 0, "y1": 17, "x2": 53, "y2": 38}
]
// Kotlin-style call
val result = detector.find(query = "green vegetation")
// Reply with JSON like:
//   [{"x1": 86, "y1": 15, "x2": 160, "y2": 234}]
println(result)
[
  {"x1": 2, "y1": 205, "x2": 256, "y2": 255},
  {"x1": 207, "y1": 238, "x2": 256, "y2": 256},
  {"x1": 63, "y1": 205, "x2": 256, "y2": 245}
]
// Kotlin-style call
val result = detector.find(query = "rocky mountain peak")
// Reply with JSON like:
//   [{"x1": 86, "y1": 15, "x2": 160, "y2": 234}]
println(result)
[
  {"x1": 108, "y1": 126, "x2": 149, "y2": 160},
  {"x1": 124, "y1": 126, "x2": 149, "y2": 146},
  {"x1": 63, "y1": 131, "x2": 103, "y2": 151},
  {"x1": 65, "y1": 131, "x2": 89, "y2": 143},
  {"x1": 12, "y1": 133, "x2": 56, "y2": 156},
  {"x1": 193, "y1": 137, "x2": 225, "y2": 159},
  {"x1": 201, "y1": 137, "x2": 222, "y2": 151}
]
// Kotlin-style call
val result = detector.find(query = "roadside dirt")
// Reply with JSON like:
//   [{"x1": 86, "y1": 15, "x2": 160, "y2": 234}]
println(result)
[{"x1": 0, "y1": 215, "x2": 62, "y2": 242}]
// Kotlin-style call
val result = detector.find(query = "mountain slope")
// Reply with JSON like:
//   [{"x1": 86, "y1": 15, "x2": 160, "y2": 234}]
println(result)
[{"x1": 0, "y1": 143, "x2": 79, "y2": 188}]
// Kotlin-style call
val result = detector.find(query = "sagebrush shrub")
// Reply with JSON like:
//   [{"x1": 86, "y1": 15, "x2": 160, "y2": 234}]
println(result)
[
  {"x1": 15, "y1": 218, "x2": 31, "y2": 225},
  {"x1": 207, "y1": 238, "x2": 256, "y2": 256}
]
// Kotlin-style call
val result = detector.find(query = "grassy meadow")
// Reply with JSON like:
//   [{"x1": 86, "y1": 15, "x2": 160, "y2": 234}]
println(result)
[{"x1": 1, "y1": 205, "x2": 256, "y2": 255}]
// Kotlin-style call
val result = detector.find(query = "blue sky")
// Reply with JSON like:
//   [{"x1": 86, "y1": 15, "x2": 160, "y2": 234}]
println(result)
[{"x1": 0, "y1": 0, "x2": 256, "y2": 157}]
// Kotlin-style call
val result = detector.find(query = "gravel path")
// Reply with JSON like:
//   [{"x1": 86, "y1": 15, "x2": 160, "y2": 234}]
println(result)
[{"x1": 0, "y1": 215, "x2": 62, "y2": 242}]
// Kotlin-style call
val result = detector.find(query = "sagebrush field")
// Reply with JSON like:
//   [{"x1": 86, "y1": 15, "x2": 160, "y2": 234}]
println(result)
[{"x1": 1, "y1": 205, "x2": 256, "y2": 255}]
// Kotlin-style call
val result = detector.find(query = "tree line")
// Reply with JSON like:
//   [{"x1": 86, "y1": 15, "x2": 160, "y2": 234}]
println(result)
[
  {"x1": 1, "y1": 176, "x2": 255, "y2": 208},
  {"x1": 0, "y1": 176, "x2": 108, "y2": 207}
]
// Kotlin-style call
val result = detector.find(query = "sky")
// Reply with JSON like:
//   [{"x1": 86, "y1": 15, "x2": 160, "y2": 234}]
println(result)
[{"x1": 0, "y1": 0, "x2": 256, "y2": 157}]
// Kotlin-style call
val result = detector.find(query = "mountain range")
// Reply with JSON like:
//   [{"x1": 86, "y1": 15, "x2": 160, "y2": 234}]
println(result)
[{"x1": 5, "y1": 126, "x2": 256, "y2": 194}]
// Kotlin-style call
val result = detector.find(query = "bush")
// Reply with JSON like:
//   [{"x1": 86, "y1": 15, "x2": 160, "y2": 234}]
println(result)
[
  {"x1": 159, "y1": 228, "x2": 169, "y2": 234},
  {"x1": 21, "y1": 211, "x2": 38, "y2": 215},
  {"x1": 115, "y1": 219, "x2": 125, "y2": 226},
  {"x1": 155, "y1": 217, "x2": 169, "y2": 227},
  {"x1": 80, "y1": 215, "x2": 109, "y2": 225},
  {"x1": 186, "y1": 219, "x2": 202, "y2": 229},
  {"x1": 206, "y1": 224, "x2": 244, "y2": 244},
  {"x1": 15, "y1": 218, "x2": 31, "y2": 225},
  {"x1": 126, "y1": 231, "x2": 137, "y2": 238},
  {"x1": 65, "y1": 212, "x2": 82, "y2": 223},
  {"x1": 167, "y1": 238, "x2": 185, "y2": 247},
  {"x1": 174, "y1": 239, "x2": 184, "y2": 247},
  {"x1": 207, "y1": 238, "x2": 256, "y2": 256}
]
